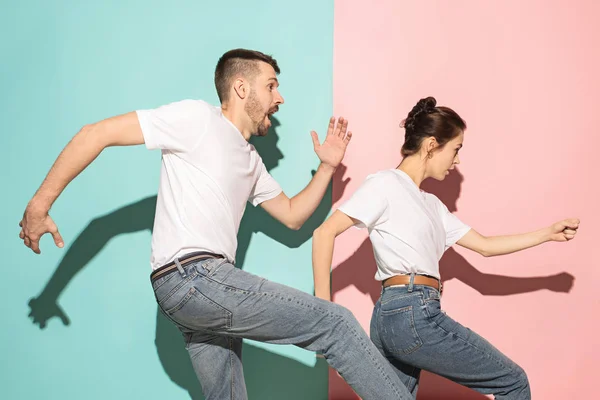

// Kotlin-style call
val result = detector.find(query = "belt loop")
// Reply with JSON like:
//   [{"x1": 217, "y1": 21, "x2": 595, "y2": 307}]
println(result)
[
  {"x1": 408, "y1": 272, "x2": 415, "y2": 292},
  {"x1": 174, "y1": 258, "x2": 187, "y2": 277}
]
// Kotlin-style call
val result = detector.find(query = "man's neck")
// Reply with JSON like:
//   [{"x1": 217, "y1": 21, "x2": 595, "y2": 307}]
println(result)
[{"x1": 221, "y1": 105, "x2": 252, "y2": 141}]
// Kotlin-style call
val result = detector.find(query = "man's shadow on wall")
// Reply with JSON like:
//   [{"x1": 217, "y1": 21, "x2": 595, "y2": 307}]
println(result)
[
  {"x1": 329, "y1": 168, "x2": 575, "y2": 400},
  {"x1": 27, "y1": 117, "x2": 350, "y2": 400}
]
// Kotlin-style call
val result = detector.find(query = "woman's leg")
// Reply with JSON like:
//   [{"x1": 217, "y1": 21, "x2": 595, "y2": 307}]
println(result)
[
  {"x1": 376, "y1": 285, "x2": 530, "y2": 400},
  {"x1": 371, "y1": 298, "x2": 421, "y2": 398}
]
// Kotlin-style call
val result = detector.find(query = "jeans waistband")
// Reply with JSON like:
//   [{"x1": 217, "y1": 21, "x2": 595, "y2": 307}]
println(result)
[
  {"x1": 150, "y1": 251, "x2": 223, "y2": 283},
  {"x1": 382, "y1": 273, "x2": 443, "y2": 294}
]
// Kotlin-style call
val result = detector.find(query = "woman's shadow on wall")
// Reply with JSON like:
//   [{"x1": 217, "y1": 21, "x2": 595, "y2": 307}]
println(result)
[
  {"x1": 26, "y1": 117, "x2": 350, "y2": 400},
  {"x1": 329, "y1": 168, "x2": 575, "y2": 400}
]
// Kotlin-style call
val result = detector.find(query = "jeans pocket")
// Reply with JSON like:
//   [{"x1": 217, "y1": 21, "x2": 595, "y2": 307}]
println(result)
[
  {"x1": 380, "y1": 305, "x2": 423, "y2": 355},
  {"x1": 164, "y1": 286, "x2": 232, "y2": 332},
  {"x1": 154, "y1": 270, "x2": 197, "y2": 305}
]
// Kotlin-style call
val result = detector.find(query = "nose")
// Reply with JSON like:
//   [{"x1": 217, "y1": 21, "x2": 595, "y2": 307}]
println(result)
[
  {"x1": 275, "y1": 90, "x2": 284, "y2": 105},
  {"x1": 454, "y1": 155, "x2": 461, "y2": 165}
]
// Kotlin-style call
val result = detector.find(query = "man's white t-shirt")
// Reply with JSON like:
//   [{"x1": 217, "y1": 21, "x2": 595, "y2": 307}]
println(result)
[
  {"x1": 338, "y1": 169, "x2": 471, "y2": 280},
  {"x1": 136, "y1": 99, "x2": 282, "y2": 270}
]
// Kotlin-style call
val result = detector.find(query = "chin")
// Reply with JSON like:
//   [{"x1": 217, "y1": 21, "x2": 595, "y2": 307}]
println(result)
[
  {"x1": 250, "y1": 121, "x2": 269, "y2": 137},
  {"x1": 433, "y1": 172, "x2": 448, "y2": 181}
]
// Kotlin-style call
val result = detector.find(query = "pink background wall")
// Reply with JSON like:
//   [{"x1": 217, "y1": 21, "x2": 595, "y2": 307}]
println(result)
[{"x1": 331, "y1": 1, "x2": 599, "y2": 398}]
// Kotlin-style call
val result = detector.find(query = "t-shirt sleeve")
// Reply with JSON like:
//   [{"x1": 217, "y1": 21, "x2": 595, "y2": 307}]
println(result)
[
  {"x1": 248, "y1": 161, "x2": 283, "y2": 206},
  {"x1": 436, "y1": 198, "x2": 471, "y2": 249},
  {"x1": 136, "y1": 99, "x2": 209, "y2": 152},
  {"x1": 338, "y1": 175, "x2": 389, "y2": 229}
]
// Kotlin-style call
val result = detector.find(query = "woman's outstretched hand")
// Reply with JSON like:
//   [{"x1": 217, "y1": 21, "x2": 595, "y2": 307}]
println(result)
[{"x1": 547, "y1": 218, "x2": 580, "y2": 242}]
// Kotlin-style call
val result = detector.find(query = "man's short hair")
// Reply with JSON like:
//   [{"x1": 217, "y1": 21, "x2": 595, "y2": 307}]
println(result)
[{"x1": 214, "y1": 49, "x2": 280, "y2": 103}]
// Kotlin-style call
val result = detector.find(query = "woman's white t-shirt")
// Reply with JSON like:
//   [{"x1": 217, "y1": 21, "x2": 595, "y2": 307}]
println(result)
[{"x1": 338, "y1": 169, "x2": 471, "y2": 280}]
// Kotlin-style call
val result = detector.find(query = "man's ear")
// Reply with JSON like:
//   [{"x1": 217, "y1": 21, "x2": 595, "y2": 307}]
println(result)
[{"x1": 233, "y1": 77, "x2": 247, "y2": 100}]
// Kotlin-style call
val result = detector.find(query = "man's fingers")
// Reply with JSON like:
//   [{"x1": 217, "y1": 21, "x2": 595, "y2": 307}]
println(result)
[
  {"x1": 51, "y1": 229, "x2": 64, "y2": 248},
  {"x1": 326, "y1": 117, "x2": 335, "y2": 136},
  {"x1": 337, "y1": 118, "x2": 348, "y2": 138},
  {"x1": 31, "y1": 239, "x2": 41, "y2": 254},
  {"x1": 310, "y1": 131, "x2": 320, "y2": 149},
  {"x1": 344, "y1": 131, "x2": 353, "y2": 143},
  {"x1": 332, "y1": 117, "x2": 344, "y2": 137}
]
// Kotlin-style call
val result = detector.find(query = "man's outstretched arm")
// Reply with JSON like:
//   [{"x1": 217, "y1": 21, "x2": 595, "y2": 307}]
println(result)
[
  {"x1": 19, "y1": 112, "x2": 145, "y2": 253},
  {"x1": 260, "y1": 117, "x2": 352, "y2": 230}
]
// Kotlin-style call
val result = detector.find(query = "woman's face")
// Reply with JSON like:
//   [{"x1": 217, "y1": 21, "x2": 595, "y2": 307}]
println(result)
[{"x1": 427, "y1": 132, "x2": 464, "y2": 181}]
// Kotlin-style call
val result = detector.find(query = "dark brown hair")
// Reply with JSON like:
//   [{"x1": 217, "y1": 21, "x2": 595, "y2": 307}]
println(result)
[
  {"x1": 214, "y1": 49, "x2": 280, "y2": 103},
  {"x1": 401, "y1": 96, "x2": 466, "y2": 157}
]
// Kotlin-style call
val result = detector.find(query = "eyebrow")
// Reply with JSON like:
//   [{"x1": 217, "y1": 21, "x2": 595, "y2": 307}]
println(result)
[{"x1": 267, "y1": 78, "x2": 279, "y2": 84}]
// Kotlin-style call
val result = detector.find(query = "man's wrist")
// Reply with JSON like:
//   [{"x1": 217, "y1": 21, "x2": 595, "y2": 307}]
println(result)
[{"x1": 317, "y1": 163, "x2": 336, "y2": 176}]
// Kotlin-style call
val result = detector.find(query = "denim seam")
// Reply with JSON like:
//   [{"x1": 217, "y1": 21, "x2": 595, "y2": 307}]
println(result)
[
  {"x1": 152, "y1": 272, "x2": 177, "y2": 291},
  {"x1": 158, "y1": 271, "x2": 199, "y2": 305},
  {"x1": 406, "y1": 365, "x2": 419, "y2": 395},
  {"x1": 203, "y1": 275, "x2": 270, "y2": 298},
  {"x1": 164, "y1": 287, "x2": 197, "y2": 315},
  {"x1": 380, "y1": 305, "x2": 413, "y2": 316},
  {"x1": 203, "y1": 258, "x2": 228, "y2": 277},
  {"x1": 153, "y1": 259, "x2": 208, "y2": 290},
  {"x1": 229, "y1": 337, "x2": 234, "y2": 400},
  {"x1": 332, "y1": 309, "x2": 401, "y2": 398},
  {"x1": 380, "y1": 305, "x2": 423, "y2": 355},
  {"x1": 200, "y1": 276, "x2": 403, "y2": 397},
  {"x1": 164, "y1": 286, "x2": 233, "y2": 331},
  {"x1": 380, "y1": 291, "x2": 423, "y2": 306},
  {"x1": 220, "y1": 287, "x2": 402, "y2": 398},
  {"x1": 425, "y1": 305, "x2": 518, "y2": 372},
  {"x1": 157, "y1": 305, "x2": 189, "y2": 332}
]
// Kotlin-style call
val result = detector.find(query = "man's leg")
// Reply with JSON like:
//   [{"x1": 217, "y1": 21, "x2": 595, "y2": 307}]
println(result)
[
  {"x1": 184, "y1": 332, "x2": 246, "y2": 400},
  {"x1": 155, "y1": 259, "x2": 412, "y2": 400}
]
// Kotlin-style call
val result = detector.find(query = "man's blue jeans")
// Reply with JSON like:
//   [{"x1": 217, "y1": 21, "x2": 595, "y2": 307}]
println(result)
[{"x1": 152, "y1": 256, "x2": 413, "y2": 400}]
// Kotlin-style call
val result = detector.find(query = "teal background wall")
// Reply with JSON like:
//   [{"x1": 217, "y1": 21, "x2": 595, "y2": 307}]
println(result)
[{"x1": 1, "y1": 1, "x2": 333, "y2": 398}]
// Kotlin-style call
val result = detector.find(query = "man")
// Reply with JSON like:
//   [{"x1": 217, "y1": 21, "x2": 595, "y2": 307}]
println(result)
[{"x1": 19, "y1": 48, "x2": 411, "y2": 399}]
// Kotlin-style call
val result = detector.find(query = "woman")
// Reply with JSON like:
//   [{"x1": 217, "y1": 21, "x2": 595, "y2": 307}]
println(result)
[{"x1": 312, "y1": 97, "x2": 579, "y2": 399}]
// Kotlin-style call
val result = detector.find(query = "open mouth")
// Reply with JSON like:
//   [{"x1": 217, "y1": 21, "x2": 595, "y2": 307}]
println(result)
[{"x1": 263, "y1": 107, "x2": 279, "y2": 128}]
